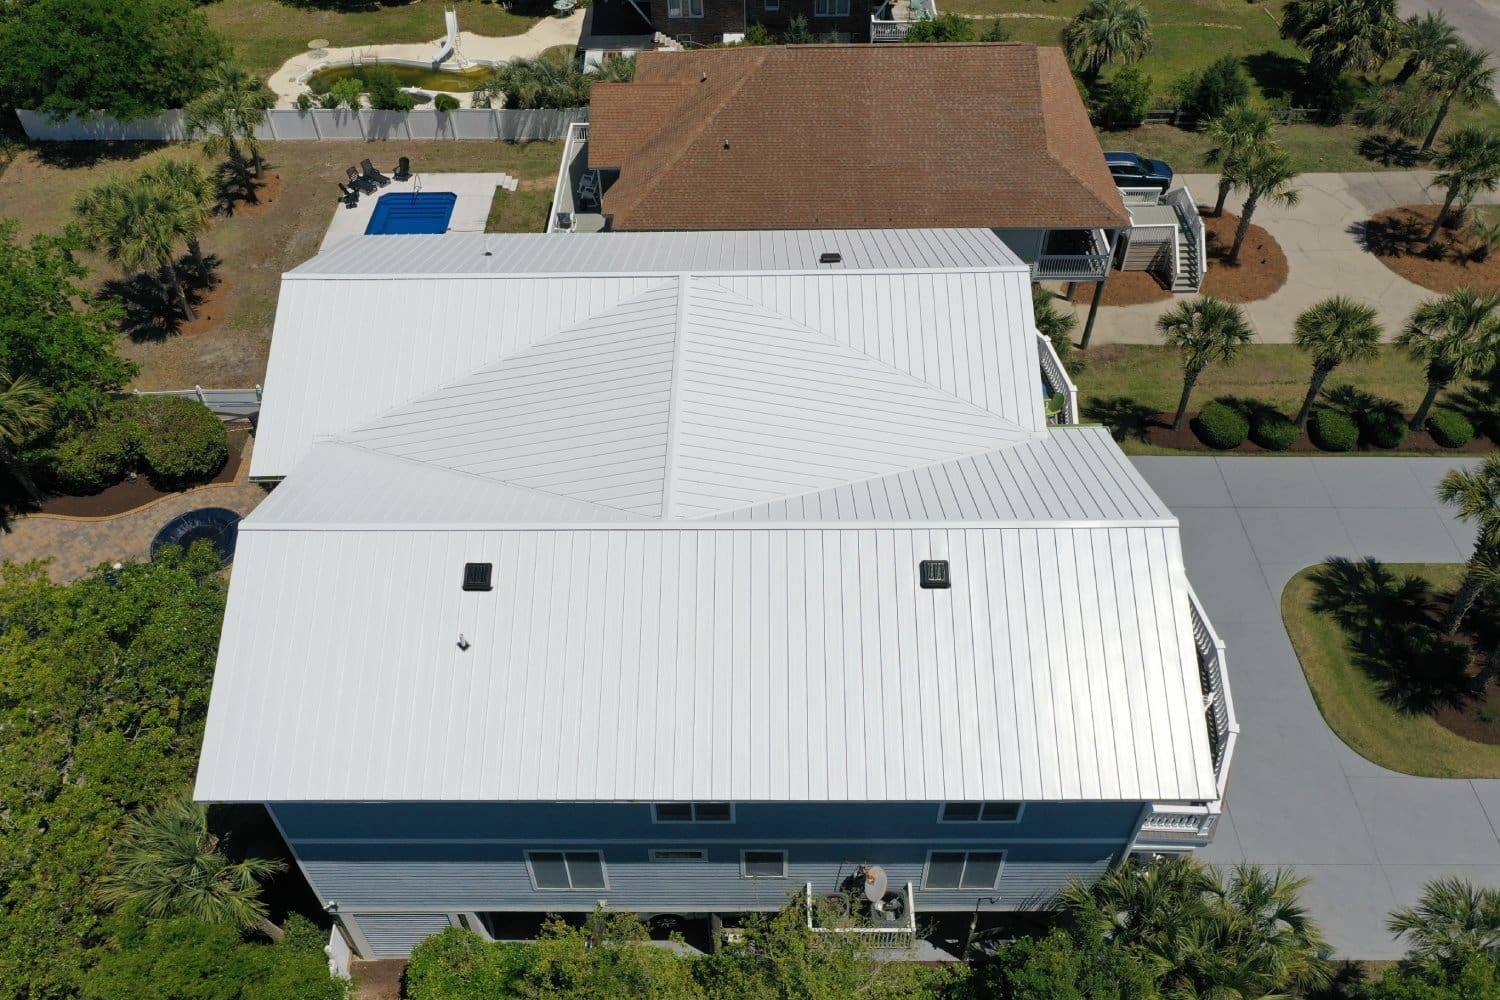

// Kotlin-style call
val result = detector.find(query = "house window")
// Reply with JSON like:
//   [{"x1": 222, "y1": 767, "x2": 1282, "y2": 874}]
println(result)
[
  {"x1": 668, "y1": 0, "x2": 703, "y2": 17},
  {"x1": 765, "y1": 0, "x2": 779, "y2": 9},
  {"x1": 653, "y1": 802, "x2": 733, "y2": 823},
  {"x1": 938, "y1": 802, "x2": 1023, "y2": 823},
  {"x1": 741, "y1": 850, "x2": 788, "y2": 878},
  {"x1": 813, "y1": 0, "x2": 849, "y2": 15},
  {"x1": 924, "y1": 850, "x2": 1005, "y2": 890},
  {"x1": 527, "y1": 851, "x2": 608, "y2": 890},
  {"x1": 650, "y1": 848, "x2": 707, "y2": 862}
]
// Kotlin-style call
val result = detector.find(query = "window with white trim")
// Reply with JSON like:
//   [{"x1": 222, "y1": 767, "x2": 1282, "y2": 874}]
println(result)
[
  {"x1": 924, "y1": 850, "x2": 1005, "y2": 890},
  {"x1": 814, "y1": 0, "x2": 849, "y2": 15},
  {"x1": 650, "y1": 848, "x2": 707, "y2": 862},
  {"x1": 668, "y1": 0, "x2": 703, "y2": 17},
  {"x1": 741, "y1": 850, "x2": 788, "y2": 878},
  {"x1": 765, "y1": 0, "x2": 780, "y2": 10},
  {"x1": 527, "y1": 851, "x2": 608, "y2": 890},
  {"x1": 653, "y1": 802, "x2": 733, "y2": 823},
  {"x1": 939, "y1": 802, "x2": 1023, "y2": 823}
]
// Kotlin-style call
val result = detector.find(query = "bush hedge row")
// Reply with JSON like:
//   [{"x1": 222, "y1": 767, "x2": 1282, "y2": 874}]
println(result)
[
  {"x1": 1310, "y1": 408, "x2": 1359, "y2": 451},
  {"x1": 1195, "y1": 400, "x2": 1248, "y2": 449},
  {"x1": 1428, "y1": 408, "x2": 1475, "y2": 448},
  {"x1": 48, "y1": 396, "x2": 228, "y2": 494}
]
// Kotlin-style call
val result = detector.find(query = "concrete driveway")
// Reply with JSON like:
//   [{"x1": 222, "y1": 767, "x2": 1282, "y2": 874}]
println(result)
[
  {"x1": 1082, "y1": 171, "x2": 1500, "y2": 346},
  {"x1": 1400, "y1": 0, "x2": 1500, "y2": 81},
  {"x1": 1133, "y1": 456, "x2": 1500, "y2": 958}
]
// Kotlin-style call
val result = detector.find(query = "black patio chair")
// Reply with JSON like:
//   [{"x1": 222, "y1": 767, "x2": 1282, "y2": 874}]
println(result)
[
  {"x1": 393, "y1": 156, "x2": 412, "y2": 182},
  {"x1": 361, "y1": 158, "x2": 391, "y2": 187},
  {"x1": 347, "y1": 166, "x2": 377, "y2": 194},
  {"x1": 337, "y1": 182, "x2": 359, "y2": 208}
]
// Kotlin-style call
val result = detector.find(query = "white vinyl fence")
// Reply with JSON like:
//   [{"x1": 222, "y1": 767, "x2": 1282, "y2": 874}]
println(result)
[
  {"x1": 17, "y1": 108, "x2": 587, "y2": 143},
  {"x1": 118, "y1": 387, "x2": 262, "y2": 420}
]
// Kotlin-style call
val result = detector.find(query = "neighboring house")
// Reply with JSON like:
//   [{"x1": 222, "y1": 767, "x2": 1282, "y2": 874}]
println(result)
[{"x1": 199, "y1": 228, "x2": 1234, "y2": 960}]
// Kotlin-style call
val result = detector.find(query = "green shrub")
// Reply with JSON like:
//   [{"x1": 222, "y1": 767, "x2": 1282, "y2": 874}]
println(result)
[
  {"x1": 1191, "y1": 56, "x2": 1250, "y2": 120},
  {"x1": 1096, "y1": 66, "x2": 1153, "y2": 130},
  {"x1": 1251, "y1": 411, "x2": 1298, "y2": 451},
  {"x1": 295, "y1": 92, "x2": 313, "y2": 112},
  {"x1": 135, "y1": 396, "x2": 228, "y2": 487},
  {"x1": 744, "y1": 22, "x2": 776, "y2": 44},
  {"x1": 1360, "y1": 401, "x2": 1409, "y2": 449},
  {"x1": 903, "y1": 12, "x2": 977, "y2": 41},
  {"x1": 1194, "y1": 399, "x2": 1249, "y2": 449},
  {"x1": 1427, "y1": 408, "x2": 1475, "y2": 448},
  {"x1": 782, "y1": 13, "x2": 815, "y2": 43},
  {"x1": 364, "y1": 66, "x2": 417, "y2": 111},
  {"x1": 981, "y1": 19, "x2": 1010, "y2": 41},
  {"x1": 1310, "y1": 407, "x2": 1358, "y2": 451},
  {"x1": 433, "y1": 92, "x2": 460, "y2": 112},
  {"x1": 50, "y1": 408, "x2": 140, "y2": 493}
]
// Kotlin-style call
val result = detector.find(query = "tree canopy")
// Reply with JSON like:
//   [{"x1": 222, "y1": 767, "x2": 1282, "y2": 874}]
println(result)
[{"x1": 0, "y1": 0, "x2": 228, "y2": 121}]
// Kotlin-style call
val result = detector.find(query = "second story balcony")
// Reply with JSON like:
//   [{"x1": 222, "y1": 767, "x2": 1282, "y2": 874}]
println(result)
[{"x1": 871, "y1": 0, "x2": 935, "y2": 41}]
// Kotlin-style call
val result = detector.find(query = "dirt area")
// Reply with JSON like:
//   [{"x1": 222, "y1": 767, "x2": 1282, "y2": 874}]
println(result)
[
  {"x1": 1197, "y1": 209, "x2": 1289, "y2": 303},
  {"x1": 1435, "y1": 675, "x2": 1500, "y2": 744},
  {"x1": 29, "y1": 425, "x2": 249, "y2": 517},
  {"x1": 0, "y1": 140, "x2": 565, "y2": 390},
  {"x1": 1099, "y1": 269, "x2": 1172, "y2": 306},
  {"x1": 1117, "y1": 409, "x2": 1494, "y2": 455},
  {"x1": 352, "y1": 959, "x2": 405, "y2": 1000},
  {"x1": 1363, "y1": 204, "x2": 1500, "y2": 294}
]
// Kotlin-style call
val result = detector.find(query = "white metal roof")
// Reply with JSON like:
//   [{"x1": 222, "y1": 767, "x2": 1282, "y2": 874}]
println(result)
[
  {"x1": 196, "y1": 521, "x2": 1217, "y2": 804},
  {"x1": 250, "y1": 230, "x2": 1039, "y2": 479}
]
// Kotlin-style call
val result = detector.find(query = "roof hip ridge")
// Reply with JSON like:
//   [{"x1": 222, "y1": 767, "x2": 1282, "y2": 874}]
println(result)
[{"x1": 660, "y1": 274, "x2": 690, "y2": 521}]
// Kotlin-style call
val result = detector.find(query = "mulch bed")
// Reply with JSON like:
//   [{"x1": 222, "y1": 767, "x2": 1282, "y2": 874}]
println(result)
[
  {"x1": 1435, "y1": 675, "x2": 1500, "y2": 744},
  {"x1": 1364, "y1": 204, "x2": 1500, "y2": 294},
  {"x1": 1124, "y1": 409, "x2": 1494, "y2": 456},
  {"x1": 227, "y1": 170, "x2": 283, "y2": 220},
  {"x1": 1099, "y1": 269, "x2": 1172, "y2": 306},
  {"x1": 33, "y1": 425, "x2": 249, "y2": 518},
  {"x1": 1196, "y1": 208, "x2": 1289, "y2": 303}
]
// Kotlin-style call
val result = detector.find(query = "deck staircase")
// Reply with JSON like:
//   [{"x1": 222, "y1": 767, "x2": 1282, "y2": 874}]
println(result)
[
  {"x1": 1120, "y1": 184, "x2": 1205, "y2": 294},
  {"x1": 1172, "y1": 227, "x2": 1200, "y2": 293}
]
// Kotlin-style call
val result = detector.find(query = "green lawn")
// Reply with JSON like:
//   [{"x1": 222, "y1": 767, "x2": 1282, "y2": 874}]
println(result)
[
  {"x1": 1283, "y1": 563, "x2": 1500, "y2": 778},
  {"x1": 205, "y1": 0, "x2": 542, "y2": 81},
  {"x1": 486, "y1": 181, "x2": 555, "y2": 234}
]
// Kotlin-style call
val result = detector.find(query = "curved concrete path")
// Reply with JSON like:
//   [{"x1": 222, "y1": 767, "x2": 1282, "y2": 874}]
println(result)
[{"x1": 1134, "y1": 455, "x2": 1500, "y2": 958}]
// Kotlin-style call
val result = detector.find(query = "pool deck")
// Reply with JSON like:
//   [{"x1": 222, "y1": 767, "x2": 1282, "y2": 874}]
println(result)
[{"x1": 320, "y1": 172, "x2": 517, "y2": 251}]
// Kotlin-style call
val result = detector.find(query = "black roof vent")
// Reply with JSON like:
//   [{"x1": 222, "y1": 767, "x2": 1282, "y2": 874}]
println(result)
[
  {"x1": 919, "y1": 560, "x2": 951, "y2": 590},
  {"x1": 819, "y1": 252, "x2": 842, "y2": 264},
  {"x1": 462, "y1": 562, "x2": 493, "y2": 592}
]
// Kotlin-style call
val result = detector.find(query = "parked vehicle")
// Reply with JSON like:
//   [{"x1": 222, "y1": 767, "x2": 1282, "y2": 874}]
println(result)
[{"x1": 1105, "y1": 151, "x2": 1174, "y2": 192}]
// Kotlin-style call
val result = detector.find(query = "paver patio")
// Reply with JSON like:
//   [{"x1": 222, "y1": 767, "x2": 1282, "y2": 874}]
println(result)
[
  {"x1": 1134, "y1": 455, "x2": 1500, "y2": 958},
  {"x1": 1080, "y1": 171, "x2": 1500, "y2": 345}
]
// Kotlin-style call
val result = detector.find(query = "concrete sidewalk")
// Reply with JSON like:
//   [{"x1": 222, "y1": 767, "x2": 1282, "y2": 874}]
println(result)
[
  {"x1": 1134, "y1": 456, "x2": 1500, "y2": 958},
  {"x1": 1079, "y1": 171, "x2": 1500, "y2": 346}
]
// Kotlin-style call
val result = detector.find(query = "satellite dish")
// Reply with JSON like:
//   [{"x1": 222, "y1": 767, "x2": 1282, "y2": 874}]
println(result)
[{"x1": 862, "y1": 865, "x2": 889, "y2": 903}]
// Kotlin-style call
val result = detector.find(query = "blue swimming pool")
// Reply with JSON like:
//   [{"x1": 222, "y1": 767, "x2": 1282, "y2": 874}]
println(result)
[{"x1": 365, "y1": 191, "x2": 457, "y2": 235}]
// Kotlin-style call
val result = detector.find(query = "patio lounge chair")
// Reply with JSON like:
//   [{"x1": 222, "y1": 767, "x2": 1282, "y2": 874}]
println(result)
[
  {"x1": 393, "y1": 156, "x2": 412, "y2": 182},
  {"x1": 337, "y1": 182, "x2": 359, "y2": 208},
  {"x1": 347, "y1": 166, "x2": 378, "y2": 195},
  {"x1": 361, "y1": 159, "x2": 391, "y2": 187}
]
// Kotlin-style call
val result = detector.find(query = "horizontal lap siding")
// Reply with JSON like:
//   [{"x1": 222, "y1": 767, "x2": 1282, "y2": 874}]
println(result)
[
  {"x1": 347, "y1": 912, "x2": 455, "y2": 957},
  {"x1": 297, "y1": 841, "x2": 1119, "y2": 912}
]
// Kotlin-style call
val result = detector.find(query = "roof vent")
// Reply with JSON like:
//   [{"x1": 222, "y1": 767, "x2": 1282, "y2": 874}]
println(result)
[
  {"x1": 462, "y1": 562, "x2": 493, "y2": 592},
  {"x1": 819, "y1": 252, "x2": 842, "y2": 264},
  {"x1": 919, "y1": 560, "x2": 951, "y2": 590}
]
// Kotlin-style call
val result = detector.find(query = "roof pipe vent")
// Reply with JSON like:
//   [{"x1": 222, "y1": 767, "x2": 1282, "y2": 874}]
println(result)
[
  {"x1": 701, "y1": 71, "x2": 708, "y2": 82},
  {"x1": 819, "y1": 252, "x2": 842, "y2": 264}
]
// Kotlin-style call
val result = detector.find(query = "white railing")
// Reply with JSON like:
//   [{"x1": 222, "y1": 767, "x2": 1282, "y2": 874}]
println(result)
[
  {"x1": 547, "y1": 121, "x2": 591, "y2": 233},
  {"x1": 871, "y1": 18, "x2": 913, "y2": 39},
  {"x1": 1186, "y1": 582, "x2": 1237, "y2": 794},
  {"x1": 1033, "y1": 228, "x2": 1112, "y2": 281},
  {"x1": 1138, "y1": 803, "x2": 1217, "y2": 837},
  {"x1": 805, "y1": 882, "x2": 916, "y2": 950},
  {"x1": 1165, "y1": 186, "x2": 1205, "y2": 290},
  {"x1": 117, "y1": 385, "x2": 261, "y2": 420},
  {"x1": 1036, "y1": 333, "x2": 1078, "y2": 425},
  {"x1": 1123, "y1": 224, "x2": 1176, "y2": 283},
  {"x1": 1117, "y1": 186, "x2": 1162, "y2": 206}
]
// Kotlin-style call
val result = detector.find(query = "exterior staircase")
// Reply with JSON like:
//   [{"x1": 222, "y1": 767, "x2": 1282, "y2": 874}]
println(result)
[
  {"x1": 1171, "y1": 228, "x2": 1200, "y2": 293},
  {"x1": 496, "y1": 173, "x2": 519, "y2": 192}
]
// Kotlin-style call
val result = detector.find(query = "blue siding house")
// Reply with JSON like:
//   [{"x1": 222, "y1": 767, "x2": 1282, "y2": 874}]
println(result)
[{"x1": 196, "y1": 229, "x2": 1236, "y2": 959}]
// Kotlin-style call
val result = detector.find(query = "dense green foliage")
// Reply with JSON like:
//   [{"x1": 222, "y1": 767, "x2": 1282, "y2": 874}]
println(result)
[
  {"x1": 1361, "y1": 955, "x2": 1500, "y2": 999},
  {"x1": 1170, "y1": 55, "x2": 1250, "y2": 121},
  {"x1": 0, "y1": 0, "x2": 228, "y2": 120},
  {"x1": 82, "y1": 913, "x2": 345, "y2": 1000},
  {"x1": 434, "y1": 93, "x2": 461, "y2": 113},
  {"x1": 476, "y1": 52, "x2": 632, "y2": 110},
  {"x1": 904, "y1": 13, "x2": 977, "y2": 42},
  {"x1": 1362, "y1": 398, "x2": 1411, "y2": 448},
  {"x1": 1062, "y1": 0, "x2": 1153, "y2": 83},
  {"x1": 1096, "y1": 67, "x2": 1152, "y2": 129},
  {"x1": 1428, "y1": 408, "x2": 1475, "y2": 447},
  {"x1": 0, "y1": 219, "x2": 134, "y2": 432},
  {"x1": 48, "y1": 395, "x2": 227, "y2": 493},
  {"x1": 967, "y1": 929, "x2": 1157, "y2": 999},
  {"x1": 364, "y1": 66, "x2": 418, "y2": 112},
  {"x1": 1252, "y1": 410, "x2": 1300, "y2": 450},
  {"x1": 51, "y1": 408, "x2": 140, "y2": 493},
  {"x1": 1195, "y1": 399, "x2": 1250, "y2": 448},
  {"x1": 1311, "y1": 406, "x2": 1360, "y2": 450}
]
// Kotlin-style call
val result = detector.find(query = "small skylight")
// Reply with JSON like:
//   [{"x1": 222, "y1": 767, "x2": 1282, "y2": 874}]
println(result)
[
  {"x1": 919, "y1": 560, "x2": 951, "y2": 590},
  {"x1": 462, "y1": 562, "x2": 493, "y2": 592}
]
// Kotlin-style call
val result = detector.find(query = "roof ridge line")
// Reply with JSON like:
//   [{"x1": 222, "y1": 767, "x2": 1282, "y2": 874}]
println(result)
[{"x1": 659, "y1": 274, "x2": 691, "y2": 521}]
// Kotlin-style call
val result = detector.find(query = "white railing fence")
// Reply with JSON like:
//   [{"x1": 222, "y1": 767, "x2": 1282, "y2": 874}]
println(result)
[
  {"x1": 17, "y1": 108, "x2": 586, "y2": 143},
  {"x1": 118, "y1": 386, "x2": 262, "y2": 420},
  {"x1": 547, "y1": 120, "x2": 591, "y2": 233},
  {"x1": 804, "y1": 882, "x2": 916, "y2": 950},
  {"x1": 1117, "y1": 186, "x2": 1162, "y2": 207},
  {"x1": 1035, "y1": 333, "x2": 1078, "y2": 425},
  {"x1": 1186, "y1": 582, "x2": 1237, "y2": 793},
  {"x1": 1125, "y1": 223, "x2": 1177, "y2": 283},
  {"x1": 1164, "y1": 186, "x2": 1206, "y2": 289},
  {"x1": 1138, "y1": 803, "x2": 1217, "y2": 837}
]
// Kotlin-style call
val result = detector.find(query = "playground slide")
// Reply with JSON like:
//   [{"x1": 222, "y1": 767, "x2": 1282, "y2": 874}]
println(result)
[{"x1": 435, "y1": 9, "x2": 458, "y2": 64}]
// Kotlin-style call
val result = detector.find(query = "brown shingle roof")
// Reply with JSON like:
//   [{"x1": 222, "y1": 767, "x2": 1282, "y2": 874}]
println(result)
[{"x1": 588, "y1": 43, "x2": 1129, "y2": 232}]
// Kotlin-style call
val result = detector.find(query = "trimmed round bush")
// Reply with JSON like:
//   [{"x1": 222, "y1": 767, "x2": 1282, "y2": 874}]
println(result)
[
  {"x1": 136, "y1": 396, "x2": 229, "y2": 487},
  {"x1": 50, "y1": 416, "x2": 139, "y2": 493},
  {"x1": 1427, "y1": 408, "x2": 1475, "y2": 448},
  {"x1": 1361, "y1": 404, "x2": 1409, "y2": 449},
  {"x1": 434, "y1": 93, "x2": 460, "y2": 112},
  {"x1": 1310, "y1": 408, "x2": 1358, "y2": 452},
  {"x1": 1251, "y1": 411, "x2": 1298, "y2": 451},
  {"x1": 1194, "y1": 399, "x2": 1249, "y2": 449}
]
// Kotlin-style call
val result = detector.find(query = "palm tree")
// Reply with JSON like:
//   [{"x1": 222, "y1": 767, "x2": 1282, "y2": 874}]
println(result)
[
  {"x1": 1395, "y1": 11, "x2": 1460, "y2": 84},
  {"x1": 1158, "y1": 297, "x2": 1254, "y2": 431},
  {"x1": 1057, "y1": 855, "x2": 1214, "y2": 972},
  {"x1": 1426, "y1": 128, "x2": 1500, "y2": 244},
  {"x1": 1292, "y1": 297, "x2": 1382, "y2": 431},
  {"x1": 1355, "y1": 82, "x2": 1437, "y2": 143},
  {"x1": 1061, "y1": 0, "x2": 1153, "y2": 85},
  {"x1": 185, "y1": 63, "x2": 274, "y2": 198},
  {"x1": 75, "y1": 176, "x2": 197, "y2": 322},
  {"x1": 98, "y1": 790, "x2": 287, "y2": 941},
  {"x1": 1281, "y1": 0, "x2": 1401, "y2": 77},
  {"x1": 1420, "y1": 43, "x2": 1497, "y2": 154},
  {"x1": 141, "y1": 158, "x2": 217, "y2": 280},
  {"x1": 1219, "y1": 864, "x2": 1332, "y2": 994},
  {"x1": 0, "y1": 370, "x2": 51, "y2": 503},
  {"x1": 1223, "y1": 142, "x2": 1301, "y2": 264},
  {"x1": 1204, "y1": 104, "x2": 1274, "y2": 217},
  {"x1": 1400, "y1": 290, "x2": 1500, "y2": 433},
  {"x1": 1437, "y1": 457, "x2": 1500, "y2": 631},
  {"x1": 1389, "y1": 877, "x2": 1500, "y2": 969}
]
